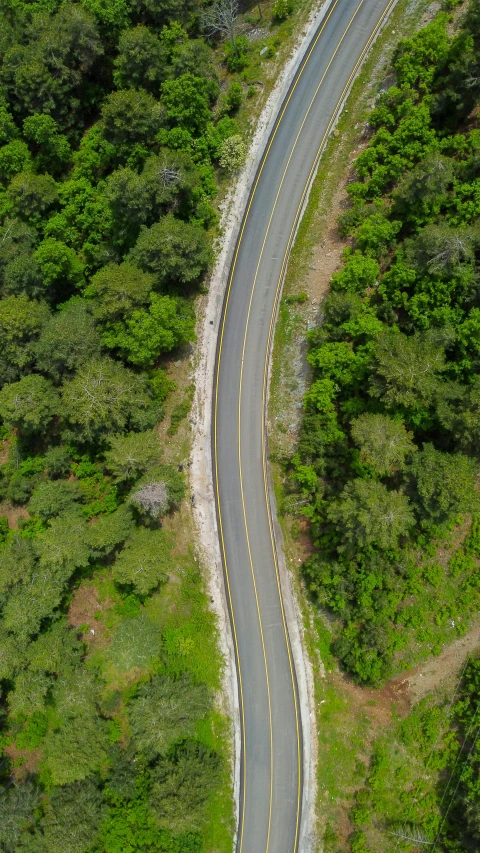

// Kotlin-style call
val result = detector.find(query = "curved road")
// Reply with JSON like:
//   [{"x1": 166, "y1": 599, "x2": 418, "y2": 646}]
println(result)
[{"x1": 213, "y1": 2, "x2": 396, "y2": 851}]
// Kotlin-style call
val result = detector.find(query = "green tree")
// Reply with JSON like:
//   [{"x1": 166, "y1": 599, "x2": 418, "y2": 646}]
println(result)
[
  {"x1": 0, "y1": 105, "x2": 18, "y2": 146},
  {"x1": 350, "y1": 413, "x2": 417, "y2": 476},
  {"x1": 27, "y1": 619, "x2": 83, "y2": 674},
  {"x1": 0, "y1": 294, "x2": 50, "y2": 382},
  {"x1": 29, "y1": 480, "x2": 82, "y2": 520},
  {"x1": 2, "y1": 255, "x2": 44, "y2": 299},
  {"x1": 22, "y1": 114, "x2": 72, "y2": 175},
  {"x1": 81, "y1": 0, "x2": 131, "y2": 31},
  {"x1": 43, "y1": 669, "x2": 109, "y2": 786},
  {"x1": 408, "y1": 222, "x2": 479, "y2": 279},
  {"x1": 354, "y1": 213, "x2": 401, "y2": 257},
  {"x1": 86, "y1": 504, "x2": 134, "y2": 556},
  {"x1": 0, "y1": 375, "x2": 59, "y2": 435},
  {"x1": 161, "y1": 73, "x2": 216, "y2": 134},
  {"x1": 149, "y1": 740, "x2": 221, "y2": 832},
  {"x1": 0, "y1": 536, "x2": 35, "y2": 604},
  {"x1": 170, "y1": 38, "x2": 215, "y2": 81},
  {"x1": 128, "y1": 674, "x2": 210, "y2": 755},
  {"x1": 0, "y1": 140, "x2": 32, "y2": 183},
  {"x1": 393, "y1": 15, "x2": 450, "y2": 90},
  {"x1": 330, "y1": 251, "x2": 380, "y2": 294},
  {"x1": 222, "y1": 82, "x2": 243, "y2": 112},
  {"x1": 102, "y1": 167, "x2": 151, "y2": 247},
  {"x1": 327, "y1": 479, "x2": 414, "y2": 552},
  {"x1": 113, "y1": 26, "x2": 167, "y2": 92},
  {"x1": 307, "y1": 341, "x2": 367, "y2": 387},
  {"x1": 0, "y1": 218, "x2": 37, "y2": 273},
  {"x1": 7, "y1": 171, "x2": 58, "y2": 224},
  {"x1": 103, "y1": 294, "x2": 195, "y2": 366},
  {"x1": 410, "y1": 443, "x2": 478, "y2": 523},
  {"x1": 112, "y1": 526, "x2": 171, "y2": 595},
  {"x1": 370, "y1": 330, "x2": 445, "y2": 411},
  {"x1": 437, "y1": 378, "x2": 480, "y2": 454},
  {"x1": 8, "y1": 670, "x2": 52, "y2": 717},
  {"x1": 35, "y1": 512, "x2": 91, "y2": 573},
  {"x1": 40, "y1": 780, "x2": 106, "y2": 853},
  {"x1": 101, "y1": 89, "x2": 163, "y2": 147},
  {"x1": 35, "y1": 301, "x2": 101, "y2": 381},
  {"x1": 62, "y1": 358, "x2": 158, "y2": 442},
  {"x1": 134, "y1": 0, "x2": 200, "y2": 26},
  {"x1": 0, "y1": 783, "x2": 39, "y2": 853},
  {"x1": 85, "y1": 262, "x2": 154, "y2": 324},
  {"x1": 392, "y1": 153, "x2": 453, "y2": 223},
  {"x1": 130, "y1": 214, "x2": 212, "y2": 287},
  {"x1": 1, "y1": 5, "x2": 102, "y2": 131},
  {"x1": 104, "y1": 429, "x2": 161, "y2": 483},
  {"x1": 34, "y1": 238, "x2": 84, "y2": 291}
]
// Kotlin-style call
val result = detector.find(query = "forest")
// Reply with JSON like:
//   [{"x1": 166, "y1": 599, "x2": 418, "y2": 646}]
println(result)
[
  {"x1": 290, "y1": 0, "x2": 480, "y2": 689},
  {"x1": 0, "y1": 0, "x2": 272, "y2": 846}
]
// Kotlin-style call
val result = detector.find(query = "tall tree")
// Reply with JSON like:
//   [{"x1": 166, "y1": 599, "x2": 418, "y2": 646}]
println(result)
[
  {"x1": 61, "y1": 358, "x2": 158, "y2": 442},
  {"x1": 130, "y1": 214, "x2": 212, "y2": 287},
  {"x1": 112, "y1": 526, "x2": 171, "y2": 594},
  {"x1": 0, "y1": 374, "x2": 60, "y2": 435},
  {"x1": 410, "y1": 443, "x2": 479, "y2": 523},
  {"x1": 128, "y1": 674, "x2": 211, "y2": 755},
  {"x1": 351, "y1": 413, "x2": 417, "y2": 476},
  {"x1": 327, "y1": 479, "x2": 414, "y2": 552}
]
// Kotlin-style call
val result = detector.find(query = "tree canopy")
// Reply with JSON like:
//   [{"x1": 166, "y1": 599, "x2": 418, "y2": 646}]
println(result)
[{"x1": 293, "y1": 2, "x2": 480, "y2": 688}]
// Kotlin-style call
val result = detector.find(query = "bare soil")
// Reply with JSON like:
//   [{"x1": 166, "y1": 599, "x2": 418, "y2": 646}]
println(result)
[
  {"x1": 68, "y1": 583, "x2": 110, "y2": 647},
  {"x1": 3, "y1": 744, "x2": 42, "y2": 782},
  {"x1": 0, "y1": 500, "x2": 29, "y2": 529},
  {"x1": 0, "y1": 439, "x2": 9, "y2": 465}
]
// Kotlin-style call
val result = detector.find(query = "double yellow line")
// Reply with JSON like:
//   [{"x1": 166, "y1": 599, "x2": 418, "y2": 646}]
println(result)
[{"x1": 213, "y1": 0, "x2": 396, "y2": 850}]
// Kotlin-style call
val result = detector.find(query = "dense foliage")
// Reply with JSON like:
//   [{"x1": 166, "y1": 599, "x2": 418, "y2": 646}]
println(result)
[
  {"x1": 0, "y1": 0, "x2": 253, "y2": 845},
  {"x1": 346, "y1": 655, "x2": 480, "y2": 852},
  {"x1": 292, "y1": 2, "x2": 480, "y2": 685}
]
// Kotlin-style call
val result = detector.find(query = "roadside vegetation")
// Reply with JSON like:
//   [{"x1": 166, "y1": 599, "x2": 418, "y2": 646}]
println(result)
[
  {"x1": 346, "y1": 654, "x2": 480, "y2": 852},
  {"x1": 284, "y1": 0, "x2": 480, "y2": 685},
  {"x1": 269, "y1": 0, "x2": 480, "y2": 850},
  {"x1": 0, "y1": 0, "x2": 319, "y2": 847}
]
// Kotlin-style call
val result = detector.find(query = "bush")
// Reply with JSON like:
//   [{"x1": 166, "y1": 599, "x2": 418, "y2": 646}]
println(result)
[
  {"x1": 218, "y1": 134, "x2": 247, "y2": 172},
  {"x1": 224, "y1": 36, "x2": 250, "y2": 72},
  {"x1": 272, "y1": 0, "x2": 293, "y2": 21}
]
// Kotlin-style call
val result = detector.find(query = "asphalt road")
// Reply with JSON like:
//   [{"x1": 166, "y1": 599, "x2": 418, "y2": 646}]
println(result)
[{"x1": 213, "y1": 2, "x2": 396, "y2": 850}]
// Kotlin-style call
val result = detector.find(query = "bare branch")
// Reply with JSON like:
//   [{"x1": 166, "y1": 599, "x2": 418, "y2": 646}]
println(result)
[{"x1": 201, "y1": 0, "x2": 240, "y2": 45}]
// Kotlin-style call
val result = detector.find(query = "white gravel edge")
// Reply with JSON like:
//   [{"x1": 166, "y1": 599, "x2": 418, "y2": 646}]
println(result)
[{"x1": 190, "y1": 1, "x2": 335, "y2": 848}]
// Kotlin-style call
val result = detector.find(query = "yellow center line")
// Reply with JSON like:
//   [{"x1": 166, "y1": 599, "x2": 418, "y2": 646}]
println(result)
[
  {"x1": 213, "y1": 0, "x2": 396, "y2": 850},
  {"x1": 213, "y1": 3, "x2": 341, "y2": 851},
  {"x1": 259, "y1": 4, "x2": 397, "y2": 853},
  {"x1": 236, "y1": 2, "x2": 366, "y2": 852}
]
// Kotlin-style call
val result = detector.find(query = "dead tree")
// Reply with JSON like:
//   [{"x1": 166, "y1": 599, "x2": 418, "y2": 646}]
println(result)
[
  {"x1": 202, "y1": 0, "x2": 240, "y2": 55},
  {"x1": 130, "y1": 481, "x2": 169, "y2": 519}
]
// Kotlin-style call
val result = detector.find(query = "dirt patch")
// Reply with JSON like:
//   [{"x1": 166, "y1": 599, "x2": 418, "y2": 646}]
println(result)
[
  {"x1": 68, "y1": 583, "x2": 110, "y2": 646},
  {"x1": 333, "y1": 670, "x2": 410, "y2": 729},
  {"x1": 329, "y1": 623, "x2": 480, "y2": 734},
  {"x1": 0, "y1": 439, "x2": 9, "y2": 465},
  {"x1": 3, "y1": 744, "x2": 42, "y2": 782},
  {"x1": 0, "y1": 500, "x2": 29, "y2": 529},
  {"x1": 399, "y1": 624, "x2": 480, "y2": 704}
]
